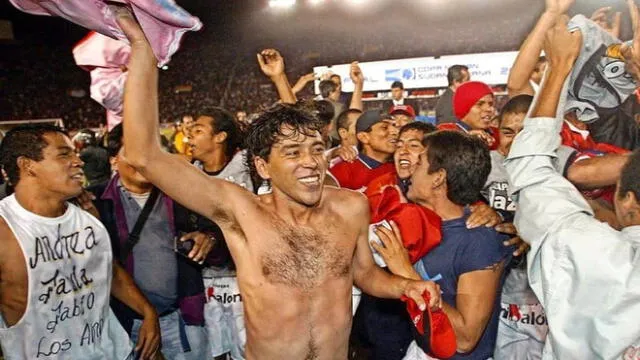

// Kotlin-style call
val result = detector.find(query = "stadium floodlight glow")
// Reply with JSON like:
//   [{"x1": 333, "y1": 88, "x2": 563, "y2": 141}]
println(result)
[
  {"x1": 308, "y1": 0, "x2": 325, "y2": 6},
  {"x1": 269, "y1": 0, "x2": 296, "y2": 8}
]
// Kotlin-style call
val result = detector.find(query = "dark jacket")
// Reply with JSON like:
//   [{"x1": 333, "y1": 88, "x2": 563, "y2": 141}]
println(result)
[{"x1": 89, "y1": 174, "x2": 230, "y2": 332}]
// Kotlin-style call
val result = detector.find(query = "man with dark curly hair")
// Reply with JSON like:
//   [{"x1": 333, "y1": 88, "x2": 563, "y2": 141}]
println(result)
[{"x1": 115, "y1": 12, "x2": 442, "y2": 360}]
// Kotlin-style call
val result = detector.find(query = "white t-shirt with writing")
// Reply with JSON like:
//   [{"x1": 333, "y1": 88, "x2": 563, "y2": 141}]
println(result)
[{"x1": 0, "y1": 194, "x2": 132, "y2": 359}]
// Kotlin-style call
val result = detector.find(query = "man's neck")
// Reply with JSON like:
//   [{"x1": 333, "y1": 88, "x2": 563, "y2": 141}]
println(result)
[
  {"x1": 450, "y1": 85, "x2": 457, "y2": 93},
  {"x1": 269, "y1": 188, "x2": 319, "y2": 225},
  {"x1": 199, "y1": 149, "x2": 230, "y2": 174},
  {"x1": 119, "y1": 176, "x2": 153, "y2": 195},
  {"x1": 14, "y1": 184, "x2": 68, "y2": 218},
  {"x1": 416, "y1": 194, "x2": 464, "y2": 221},
  {"x1": 362, "y1": 148, "x2": 391, "y2": 164}
]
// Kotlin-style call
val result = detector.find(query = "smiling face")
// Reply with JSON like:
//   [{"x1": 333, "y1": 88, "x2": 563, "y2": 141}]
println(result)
[
  {"x1": 462, "y1": 94, "x2": 495, "y2": 130},
  {"x1": 406, "y1": 150, "x2": 440, "y2": 206},
  {"x1": 394, "y1": 129, "x2": 425, "y2": 180},
  {"x1": 256, "y1": 125, "x2": 328, "y2": 207},
  {"x1": 29, "y1": 132, "x2": 85, "y2": 199},
  {"x1": 358, "y1": 120, "x2": 399, "y2": 158},
  {"x1": 498, "y1": 112, "x2": 525, "y2": 156}
]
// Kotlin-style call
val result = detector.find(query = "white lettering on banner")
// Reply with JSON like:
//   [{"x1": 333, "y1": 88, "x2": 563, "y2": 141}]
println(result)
[{"x1": 313, "y1": 51, "x2": 519, "y2": 93}]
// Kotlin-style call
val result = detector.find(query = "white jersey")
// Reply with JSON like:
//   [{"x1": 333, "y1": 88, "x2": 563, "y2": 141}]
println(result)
[{"x1": 0, "y1": 195, "x2": 132, "y2": 360}]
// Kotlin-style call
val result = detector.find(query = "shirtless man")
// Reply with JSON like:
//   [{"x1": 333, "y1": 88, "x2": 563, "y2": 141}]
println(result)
[
  {"x1": 0, "y1": 124, "x2": 160, "y2": 360},
  {"x1": 116, "y1": 12, "x2": 441, "y2": 360}
]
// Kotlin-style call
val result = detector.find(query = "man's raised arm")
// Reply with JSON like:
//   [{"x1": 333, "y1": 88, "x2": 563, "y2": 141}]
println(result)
[
  {"x1": 507, "y1": 0, "x2": 574, "y2": 97},
  {"x1": 116, "y1": 10, "x2": 245, "y2": 223}
]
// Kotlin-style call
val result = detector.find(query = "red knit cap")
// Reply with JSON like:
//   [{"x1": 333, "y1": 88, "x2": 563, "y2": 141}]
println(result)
[{"x1": 453, "y1": 81, "x2": 494, "y2": 120}]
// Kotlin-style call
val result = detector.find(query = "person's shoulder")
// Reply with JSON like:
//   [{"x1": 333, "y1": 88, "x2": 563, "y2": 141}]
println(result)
[{"x1": 324, "y1": 186, "x2": 368, "y2": 213}]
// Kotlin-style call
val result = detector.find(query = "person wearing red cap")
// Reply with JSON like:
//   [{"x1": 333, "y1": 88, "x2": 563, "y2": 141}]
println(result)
[
  {"x1": 389, "y1": 104, "x2": 416, "y2": 129},
  {"x1": 438, "y1": 81, "x2": 500, "y2": 150}
]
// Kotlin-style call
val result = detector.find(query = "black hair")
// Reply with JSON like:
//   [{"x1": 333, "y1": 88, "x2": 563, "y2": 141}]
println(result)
[
  {"x1": 499, "y1": 94, "x2": 533, "y2": 125},
  {"x1": 618, "y1": 149, "x2": 640, "y2": 204},
  {"x1": 313, "y1": 100, "x2": 335, "y2": 126},
  {"x1": 422, "y1": 131, "x2": 490, "y2": 205},
  {"x1": 198, "y1": 107, "x2": 242, "y2": 158},
  {"x1": 336, "y1": 109, "x2": 363, "y2": 131},
  {"x1": 106, "y1": 123, "x2": 124, "y2": 159},
  {"x1": 0, "y1": 124, "x2": 68, "y2": 185},
  {"x1": 244, "y1": 104, "x2": 325, "y2": 183},
  {"x1": 391, "y1": 81, "x2": 404, "y2": 90},
  {"x1": 447, "y1": 65, "x2": 469, "y2": 86},
  {"x1": 319, "y1": 80, "x2": 337, "y2": 99},
  {"x1": 399, "y1": 122, "x2": 437, "y2": 139}
]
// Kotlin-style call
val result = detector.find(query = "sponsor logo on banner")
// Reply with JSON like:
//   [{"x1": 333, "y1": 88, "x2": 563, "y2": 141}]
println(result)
[{"x1": 315, "y1": 51, "x2": 518, "y2": 93}]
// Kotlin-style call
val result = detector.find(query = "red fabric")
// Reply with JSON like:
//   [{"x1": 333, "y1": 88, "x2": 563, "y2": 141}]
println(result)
[
  {"x1": 560, "y1": 122, "x2": 629, "y2": 155},
  {"x1": 401, "y1": 293, "x2": 457, "y2": 359},
  {"x1": 452, "y1": 81, "x2": 493, "y2": 119},
  {"x1": 365, "y1": 174, "x2": 442, "y2": 263},
  {"x1": 437, "y1": 123, "x2": 500, "y2": 151},
  {"x1": 329, "y1": 159, "x2": 395, "y2": 191}
]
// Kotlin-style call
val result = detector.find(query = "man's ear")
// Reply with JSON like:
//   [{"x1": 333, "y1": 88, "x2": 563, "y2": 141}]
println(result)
[
  {"x1": 338, "y1": 128, "x2": 348, "y2": 141},
  {"x1": 432, "y1": 168, "x2": 446, "y2": 189},
  {"x1": 254, "y1": 156, "x2": 271, "y2": 181},
  {"x1": 356, "y1": 132, "x2": 369, "y2": 145},
  {"x1": 214, "y1": 131, "x2": 228, "y2": 144},
  {"x1": 17, "y1": 156, "x2": 35, "y2": 178},
  {"x1": 620, "y1": 190, "x2": 640, "y2": 218}
]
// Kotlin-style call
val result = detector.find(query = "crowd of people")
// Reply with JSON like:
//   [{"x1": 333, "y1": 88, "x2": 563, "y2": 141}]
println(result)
[{"x1": 1, "y1": 0, "x2": 640, "y2": 360}]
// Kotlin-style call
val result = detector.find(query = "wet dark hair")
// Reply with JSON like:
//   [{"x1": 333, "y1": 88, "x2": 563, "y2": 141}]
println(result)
[
  {"x1": 198, "y1": 107, "x2": 242, "y2": 158},
  {"x1": 618, "y1": 149, "x2": 640, "y2": 204},
  {"x1": 244, "y1": 104, "x2": 325, "y2": 184},
  {"x1": 499, "y1": 94, "x2": 533, "y2": 125},
  {"x1": 313, "y1": 100, "x2": 335, "y2": 126},
  {"x1": 422, "y1": 130, "x2": 490, "y2": 205},
  {"x1": 0, "y1": 124, "x2": 68, "y2": 185}
]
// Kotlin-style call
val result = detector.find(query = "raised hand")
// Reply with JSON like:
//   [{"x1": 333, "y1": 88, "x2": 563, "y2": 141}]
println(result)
[
  {"x1": 621, "y1": 0, "x2": 640, "y2": 82},
  {"x1": 257, "y1": 49, "x2": 285, "y2": 79},
  {"x1": 545, "y1": 0, "x2": 575, "y2": 15},
  {"x1": 112, "y1": 5, "x2": 148, "y2": 47},
  {"x1": 591, "y1": 7, "x2": 622, "y2": 39},
  {"x1": 350, "y1": 61, "x2": 364, "y2": 85},
  {"x1": 544, "y1": 15, "x2": 582, "y2": 71}
]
